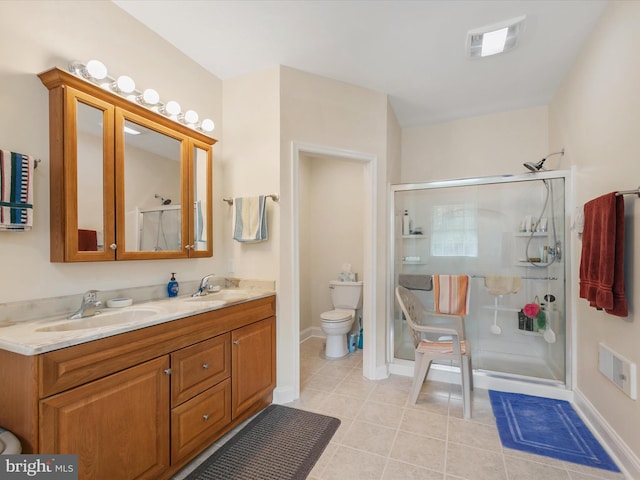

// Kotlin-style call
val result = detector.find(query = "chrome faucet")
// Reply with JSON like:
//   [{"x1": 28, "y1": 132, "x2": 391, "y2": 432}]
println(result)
[
  {"x1": 69, "y1": 290, "x2": 102, "y2": 319},
  {"x1": 192, "y1": 274, "x2": 216, "y2": 297}
]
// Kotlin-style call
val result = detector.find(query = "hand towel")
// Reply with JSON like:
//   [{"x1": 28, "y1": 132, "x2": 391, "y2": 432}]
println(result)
[
  {"x1": 579, "y1": 192, "x2": 627, "y2": 317},
  {"x1": 78, "y1": 229, "x2": 98, "y2": 251},
  {"x1": 398, "y1": 274, "x2": 433, "y2": 291},
  {"x1": 484, "y1": 275, "x2": 521, "y2": 296},
  {"x1": 233, "y1": 195, "x2": 267, "y2": 242},
  {"x1": 0, "y1": 150, "x2": 34, "y2": 231},
  {"x1": 433, "y1": 274, "x2": 470, "y2": 316}
]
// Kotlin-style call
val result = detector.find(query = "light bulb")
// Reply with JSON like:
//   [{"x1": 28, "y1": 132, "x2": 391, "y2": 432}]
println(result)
[
  {"x1": 200, "y1": 119, "x2": 215, "y2": 132},
  {"x1": 137, "y1": 88, "x2": 159, "y2": 105},
  {"x1": 164, "y1": 101, "x2": 181, "y2": 116},
  {"x1": 184, "y1": 110, "x2": 199, "y2": 124},
  {"x1": 114, "y1": 75, "x2": 135, "y2": 94},
  {"x1": 86, "y1": 59, "x2": 107, "y2": 80}
]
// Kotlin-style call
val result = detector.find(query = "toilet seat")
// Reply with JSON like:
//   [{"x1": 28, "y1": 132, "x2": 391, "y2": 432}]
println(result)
[{"x1": 320, "y1": 309, "x2": 353, "y2": 322}]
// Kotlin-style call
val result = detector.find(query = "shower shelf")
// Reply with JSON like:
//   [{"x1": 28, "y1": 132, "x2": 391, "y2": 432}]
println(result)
[
  {"x1": 402, "y1": 234, "x2": 426, "y2": 239},
  {"x1": 402, "y1": 261, "x2": 426, "y2": 265},
  {"x1": 481, "y1": 305, "x2": 520, "y2": 312},
  {"x1": 513, "y1": 232, "x2": 548, "y2": 237},
  {"x1": 515, "y1": 261, "x2": 552, "y2": 267},
  {"x1": 515, "y1": 329, "x2": 543, "y2": 337}
]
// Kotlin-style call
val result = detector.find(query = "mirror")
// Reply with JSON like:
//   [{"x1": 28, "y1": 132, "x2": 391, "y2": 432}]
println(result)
[
  {"x1": 76, "y1": 101, "x2": 106, "y2": 252},
  {"x1": 192, "y1": 144, "x2": 210, "y2": 253},
  {"x1": 121, "y1": 118, "x2": 182, "y2": 253}
]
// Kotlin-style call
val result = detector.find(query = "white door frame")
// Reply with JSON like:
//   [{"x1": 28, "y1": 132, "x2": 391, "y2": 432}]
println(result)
[{"x1": 290, "y1": 141, "x2": 378, "y2": 399}]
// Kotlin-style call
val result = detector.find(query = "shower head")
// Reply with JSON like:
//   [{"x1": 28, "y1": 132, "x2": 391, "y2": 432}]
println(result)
[
  {"x1": 154, "y1": 193, "x2": 172, "y2": 205},
  {"x1": 523, "y1": 148, "x2": 565, "y2": 172}
]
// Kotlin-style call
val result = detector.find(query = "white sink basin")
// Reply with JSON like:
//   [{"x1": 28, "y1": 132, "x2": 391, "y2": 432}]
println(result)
[
  {"x1": 181, "y1": 298, "x2": 227, "y2": 307},
  {"x1": 36, "y1": 308, "x2": 161, "y2": 332},
  {"x1": 183, "y1": 289, "x2": 250, "y2": 304}
]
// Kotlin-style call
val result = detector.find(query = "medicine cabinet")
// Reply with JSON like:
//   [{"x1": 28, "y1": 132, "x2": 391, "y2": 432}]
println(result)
[{"x1": 39, "y1": 68, "x2": 215, "y2": 262}]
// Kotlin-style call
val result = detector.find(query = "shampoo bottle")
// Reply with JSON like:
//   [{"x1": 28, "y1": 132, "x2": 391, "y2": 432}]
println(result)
[
  {"x1": 167, "y1": 273, "x2": 179, "y2": 298},
  {"x1": 403, "y1": 210, "x2": 411, "y2": 235}
]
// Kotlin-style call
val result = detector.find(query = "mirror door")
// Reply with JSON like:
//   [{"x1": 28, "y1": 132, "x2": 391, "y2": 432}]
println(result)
[
  {"x1": 188, "y1": 140, "x2": 213, "y2": 257},
  {"x1": 115, "y1": 108, "x2": 189, "y2": 260},
  {"x1": 64, "y1": 87, "x2": 115, "y2": 261}
]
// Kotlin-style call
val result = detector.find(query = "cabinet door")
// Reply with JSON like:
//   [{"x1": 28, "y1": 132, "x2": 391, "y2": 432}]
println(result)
[
  {"x1": 39, "y1": 356, "x2": 170, "y2": 480},
  {"x1": 115, "y1": 108, "x2": 189, "y2": 260},
  {"x1": 231, "y1": 317, "x2": 276, "y2": 419},
  {"x1": 187, "y1": 139, "x2": 213, "y2": 257},
  {"x1": 58, "y1": 87, "x2": 116, "y2": 262}
]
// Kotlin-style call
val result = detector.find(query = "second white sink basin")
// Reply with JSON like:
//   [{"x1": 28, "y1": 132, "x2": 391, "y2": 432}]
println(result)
[{"x1": 36, "y1": 308, "x2": 162, "y2": 332}]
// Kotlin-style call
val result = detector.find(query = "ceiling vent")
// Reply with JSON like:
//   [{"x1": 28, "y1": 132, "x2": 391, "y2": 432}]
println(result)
[{"x1": 467, "y1": 15, "x2": 526, "y2": 58}]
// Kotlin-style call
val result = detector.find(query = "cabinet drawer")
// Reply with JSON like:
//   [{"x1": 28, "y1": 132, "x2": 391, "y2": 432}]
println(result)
[
  {"x1": 171, "y1": 333, "x2": 230, "y2": 407},
  {"x1": 171, "y1": 378, "x2": 231, "y2": 464}
]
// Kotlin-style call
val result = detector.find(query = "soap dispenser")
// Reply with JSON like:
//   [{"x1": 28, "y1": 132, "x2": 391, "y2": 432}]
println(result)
[{"x1": 167, "y1": 273, "x2": 179, "y2": 298}]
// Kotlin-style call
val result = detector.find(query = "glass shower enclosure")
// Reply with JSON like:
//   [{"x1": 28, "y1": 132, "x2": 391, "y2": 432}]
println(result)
[{"x1": 390, "y1": 171, "x2": 570, "y2": 388}]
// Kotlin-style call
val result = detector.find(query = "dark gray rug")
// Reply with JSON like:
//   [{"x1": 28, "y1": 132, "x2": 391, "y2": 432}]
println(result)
[{"x1": 185, "y1": 405, "x2": 341, "y2": 480}]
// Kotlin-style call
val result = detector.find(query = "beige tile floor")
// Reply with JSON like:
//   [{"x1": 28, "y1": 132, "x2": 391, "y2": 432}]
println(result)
[
  {"x1": 290, "y1": 337, "x2": 626, "y2": 480},
  {"x1": 174, "y1": 336, "x2": 626, "y2": 480}
]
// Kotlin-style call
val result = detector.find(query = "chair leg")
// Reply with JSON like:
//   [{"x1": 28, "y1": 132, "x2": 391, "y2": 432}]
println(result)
[
  {"x1": 461, "y1": 355, "x2": 472, "y2": 419},
  {"x1": 410, "y1": 352, "x2": 433, "y2": 404}
]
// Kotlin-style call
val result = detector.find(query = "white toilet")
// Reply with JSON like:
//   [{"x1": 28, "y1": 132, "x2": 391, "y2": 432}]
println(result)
[{"x1": 320, "y1": 280, "x2": 363, "y2": 358}]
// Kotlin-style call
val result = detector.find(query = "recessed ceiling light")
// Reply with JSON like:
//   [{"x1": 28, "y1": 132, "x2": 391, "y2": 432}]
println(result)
[{"x1": 467, "y1": 15, "x2": 526, "y2": 58}]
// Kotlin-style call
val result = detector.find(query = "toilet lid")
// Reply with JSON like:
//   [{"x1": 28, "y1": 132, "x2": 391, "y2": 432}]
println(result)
[
  {"x1": 321, "y1": 310, "x2": 353, "y2": 322},
  {"x1": 0, "y1": 427, "x2": 21, "y2": 455}
]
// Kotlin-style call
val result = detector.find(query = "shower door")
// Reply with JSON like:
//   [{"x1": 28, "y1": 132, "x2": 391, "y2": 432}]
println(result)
[{"x1": 391, "y1": 172, "x2": 569, "y2": 385}]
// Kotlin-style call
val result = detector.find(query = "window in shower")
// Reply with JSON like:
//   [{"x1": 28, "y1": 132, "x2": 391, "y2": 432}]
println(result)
[
  {"x1": 391, "y1": 172, "x2": 569, "y2": 387},
  {"x1": 431, "y1": 203, "x2": 478, "y2": 257}
]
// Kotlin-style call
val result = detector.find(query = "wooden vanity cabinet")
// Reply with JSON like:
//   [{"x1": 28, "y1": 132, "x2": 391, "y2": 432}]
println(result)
[{"x1": 0, "y1": 296, "x2": 276, "y2": 480}]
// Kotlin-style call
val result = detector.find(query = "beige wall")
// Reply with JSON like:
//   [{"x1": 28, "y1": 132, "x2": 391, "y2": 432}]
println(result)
[
  {"x1": 221, "y1": 67, "x2": 281, "y2": 279},
  {"x1": 0, "y1": 1, "x2": 224, "y2": 303},
  {"x1": 402, "y1": 106, "x2": 549, "y2": 182},
  {"x1": 550, "y1": 0, "x2": 640, "y2": 461}
]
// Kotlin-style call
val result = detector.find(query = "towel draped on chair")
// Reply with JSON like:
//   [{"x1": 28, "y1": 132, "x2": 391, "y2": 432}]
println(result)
[
  {"x1": 579, "y1": 192, "x2": 627, "y2": 317},
  {"x1": 233, "y1": 196, "x2": 268, "y2": 242},
  {"x1": 433, "y1": 274, "x2": 470, "y2": 315},
  {"x1": 0, "y1": 150, "x2": 34, "y2": 231},
  {"x1": 398, "y1": 274, "x2": 433, "y2": 291}
]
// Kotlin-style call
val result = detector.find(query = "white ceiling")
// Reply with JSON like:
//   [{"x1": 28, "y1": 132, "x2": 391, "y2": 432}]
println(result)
[{"x1": 112, "y1": 0, "x2": 608, "y2": 127}]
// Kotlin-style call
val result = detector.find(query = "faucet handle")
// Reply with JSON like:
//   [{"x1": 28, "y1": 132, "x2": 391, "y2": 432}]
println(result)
[{"x1": 83, "y1": 290, "x2": 99, "y2": 301}]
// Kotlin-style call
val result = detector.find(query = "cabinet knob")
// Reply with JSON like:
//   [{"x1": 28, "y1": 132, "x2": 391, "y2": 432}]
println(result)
[
  {"x1": 233, "y1": 340, "x2": 240, "y2": 345},
  {"x1": 203, "y1": 414, "x2": 210, "y2": 421},
  {"x1": 185, "y1": 245, "x2": 191, "y2": 250},
  {"x1": 110, "y1": 244, "x2": 117, "y2": 250},
  {"x1": 202, "y1": 363, "x2": 209, "y2": 369},
  {"x1": 163, "y1": 368, "x2": 172, "y2": 375}
]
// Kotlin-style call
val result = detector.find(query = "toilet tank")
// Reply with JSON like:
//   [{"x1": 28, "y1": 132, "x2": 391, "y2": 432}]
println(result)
[{"x1": 329, "y1": 280, "x2": 363, "y2": 309}]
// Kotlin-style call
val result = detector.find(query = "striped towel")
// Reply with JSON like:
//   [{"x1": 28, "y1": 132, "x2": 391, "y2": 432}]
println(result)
[
  {"x1": 0, "y1": 150, "x2": 34, "y2": 231},
  {"x1": 433, "y1": 274, "x2": 470, "y2": 316},
  {"x1": 233, "y1": 196, "x2": 267, "y2": 242}
]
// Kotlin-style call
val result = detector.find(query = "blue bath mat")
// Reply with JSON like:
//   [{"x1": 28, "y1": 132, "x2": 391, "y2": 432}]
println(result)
[{"x1": 489, "y1": 390, "x2": 620, "y2": 472}]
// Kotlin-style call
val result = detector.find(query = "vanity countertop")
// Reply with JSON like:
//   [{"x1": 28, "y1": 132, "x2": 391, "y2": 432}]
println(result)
[{"x1": 0, "y1": 288, "x2": 275, "y2": 356}]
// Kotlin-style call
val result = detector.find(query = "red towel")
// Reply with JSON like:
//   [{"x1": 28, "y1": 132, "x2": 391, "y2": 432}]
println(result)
[
  {"x1": 579, "y1": 193, "x2": 627, "y2": 317},
  {"x1": 78, "y1": 229, "x2": 98, "y2": 251}
]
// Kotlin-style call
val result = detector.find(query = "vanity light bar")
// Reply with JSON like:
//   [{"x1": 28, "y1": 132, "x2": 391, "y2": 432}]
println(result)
[{"x1": 68, "y1": 59, "x2": 215, "y2": 133}]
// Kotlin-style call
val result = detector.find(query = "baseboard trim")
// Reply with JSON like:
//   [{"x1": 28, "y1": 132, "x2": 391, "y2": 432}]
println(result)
[
  {"x1": 300, "y1": 326, "x2": 324, "y2": 342},
  {"x1": 573, "y1": 388, "x2": 640, "y2": 479},
  {"x1": 272, "y1": 385, "x2": 296, "y2": 405}
]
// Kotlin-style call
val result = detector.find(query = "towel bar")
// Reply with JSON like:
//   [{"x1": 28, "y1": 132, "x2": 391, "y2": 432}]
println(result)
[
  {"x1": 615, "y1": 186, "x2": 640, "y2": 198},
  {"x1": 223, "y1": 194, "x2": 279, "y2": 205}
]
